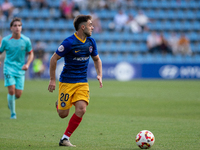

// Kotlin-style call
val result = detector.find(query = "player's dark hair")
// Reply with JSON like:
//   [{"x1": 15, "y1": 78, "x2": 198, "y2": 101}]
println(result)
[
  {"x1": 10, "y1": 17, "x2": 22, "y2": 27},
  {"x1": 73, "y1": 15, "x2": 92, "y2": 31}
]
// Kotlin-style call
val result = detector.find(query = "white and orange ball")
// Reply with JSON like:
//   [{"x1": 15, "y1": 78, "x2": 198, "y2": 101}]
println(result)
[{"x1": 135, "y1": 130, "x2": 155, "y2": 149}]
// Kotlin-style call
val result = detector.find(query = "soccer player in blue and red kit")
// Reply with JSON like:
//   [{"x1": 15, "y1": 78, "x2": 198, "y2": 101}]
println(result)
[
  {"x1": 0, "y1": 18, "x2": 34, "y2": 119},
  {"x1": 48, "y1": 15, "x2": 103, "y2": 147}
]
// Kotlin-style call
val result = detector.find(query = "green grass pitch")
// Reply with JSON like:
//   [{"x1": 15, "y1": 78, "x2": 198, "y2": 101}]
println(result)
[{"x1": 0, "y1": 79, "x2": 200, "y2": 150}]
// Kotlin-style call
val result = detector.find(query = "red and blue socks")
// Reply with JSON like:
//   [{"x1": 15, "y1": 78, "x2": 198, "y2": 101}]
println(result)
[{"x1": 62, "y1": 113, "x2": 82, "y2": 140}]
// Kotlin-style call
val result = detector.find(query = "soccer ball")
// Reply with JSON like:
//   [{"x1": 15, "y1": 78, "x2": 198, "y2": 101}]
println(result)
[{"x1": 135, "y1": 130, "x2": 155, "y2": 149}]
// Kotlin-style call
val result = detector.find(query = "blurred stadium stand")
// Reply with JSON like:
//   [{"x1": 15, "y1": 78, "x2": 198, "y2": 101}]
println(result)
[{"x1": 0, "y1": 0, "x2": 200, "y2": 64}]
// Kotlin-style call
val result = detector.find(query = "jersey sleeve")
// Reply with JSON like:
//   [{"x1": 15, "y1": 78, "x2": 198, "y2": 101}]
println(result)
[
  {"x1": 0, "y1": 38, "x2": 6, "y2": 53},
  {"x1": 90, "y1": 38, "x2": 98, "y2": 56},
  {"x1": 26, "y1": 38, "x2": 32, "y2": 53},
  {"x1": 56, "y1": 39, "x2": 72, "y2": 57}
]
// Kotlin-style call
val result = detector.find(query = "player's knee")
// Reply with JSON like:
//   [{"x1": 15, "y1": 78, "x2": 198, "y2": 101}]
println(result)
[
  {"x1": 75, "y1": 101, "x2": 87, "y2": 116},
  {"x1": 59, "y1": 114, "x2": 67, "y2": 119},
  {"x1": 9, "y1": 91, "x2": 15, "y2": 95},
  {"x1": 81, "y1": 108, "x2": 86, "y2": 114},
  {"x1": 15, "y1": 94, "x2": 21, "y2": 99},
  {"x1": 8, "y1": 89, "x2": 15, "y2": 95},
  {"x1": 15, "y1": 90, "x2": 22, "y2": 99},
  {"x1": 76, "y1": 107, "x2": 86, "y2": 116},
  {"x1": 58, "y1": 110, "x2": 69, "y2": 119}
]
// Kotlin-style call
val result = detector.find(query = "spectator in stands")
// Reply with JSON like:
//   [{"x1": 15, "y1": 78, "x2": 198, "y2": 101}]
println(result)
[
  {"x1": 38, "y1": 0, "x2": 48, "y2": 8},
  {"x1": 1, "y1": 0, "x2": 14, "y2": 20},
  {"x1": 177, "y1": 34, "x2": 192, "y2": 55},
  {"x1": 111, "y1": 9, "x2": 128, "y2": 32},
  {"x1": 25, "y1": 0, "x2": 32, "y2": 9},
  {"x1": 32, "y1": 41, "x2": 46, "y2": 78},
  {"x1": 87, "y1": 0, "x2": 100, "y2": 10},
  {"x1": 147, "y1": 31, "x2": 161, "y2": 54},
  {"x1": 34, "y1": 41, "x2": 47, "y2": 53},
  {"x1": 89, "y1": 10, "x2": 102, "y2": 33},
  {"x1": 126, "y1": 0, "x2": 135, "y2": 9},
  {"x1": 25, "y1": 0, "x2": 48, "y2": 9},
  {"x1": 106, "y1": 0, "x2": 124, "y2": 10},
  {"x1": 0, "y1": 8, "x2": 6, "y2": 22},
  {"x1": 32, "y1": 57, "x2": 45, "y2": 78},
  {"x1": 73, "y1": 0, "x2": 87, "y2": 10},
  {"x1": 158, "y1": 34, "x2": 172, "y2": 54},
  {"x1": 71, "y1": 2, "x2": 81, "y2": 18},
  {"x1": 168, "y1": 32, "x2": 179, "y2": 55},
  {"x1": 135, "y1": 10, "x2": 149, "y2": 32},
  {"x1": 125, "y1": 14, "x2": 141, "y2": 33},
  {"x1": 59, "y1": 0, "x2": 74, "y2": 20}
]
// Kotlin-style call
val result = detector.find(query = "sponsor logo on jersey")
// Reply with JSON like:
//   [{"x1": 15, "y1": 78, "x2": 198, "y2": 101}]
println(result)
[
  {"x1": 73, "y1": 57, "x2": 89, "y2": 61},
  {"x1": 58, "y1": 45, "x2": 64, "y2": 52},
  {"x1": 89, "y1": 46, "x2": 93, "y2": 53}
]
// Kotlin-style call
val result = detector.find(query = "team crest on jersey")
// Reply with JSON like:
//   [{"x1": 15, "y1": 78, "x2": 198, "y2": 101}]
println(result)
[
  {"x1": 21, "y1": 46, "x2": 25, "y2": 50},
  {"x1": 58, "y1": 45, "x2": 64, "y2": 52},
  {"x1": 89, "y1": 46, "x2": 93, "y2": 53}
]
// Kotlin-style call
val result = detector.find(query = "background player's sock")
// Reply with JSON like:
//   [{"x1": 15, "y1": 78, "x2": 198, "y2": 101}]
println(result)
[
  {"x1": 63, "y1": 113, "x2": 82, "y2": 138},
  {"x1": 7, "y1": 94, "x2": 16, "y2": 115}
]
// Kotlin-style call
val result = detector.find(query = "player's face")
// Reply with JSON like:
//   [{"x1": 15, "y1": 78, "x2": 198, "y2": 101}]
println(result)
[
  {"x1": 83, "y1": 20, "x2": 94, "y2": 37},
  {"x1": 11, "y1": 21, "x2": 22, "y2": 35}
]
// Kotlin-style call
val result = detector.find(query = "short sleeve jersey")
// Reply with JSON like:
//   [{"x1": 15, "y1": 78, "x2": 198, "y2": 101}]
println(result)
[
  {"x1": 0, "y1": 34, "x2": 32, "y2": 76},
  {"x1": 56, "y1": 33, "x2": 98, "y2": 83}
]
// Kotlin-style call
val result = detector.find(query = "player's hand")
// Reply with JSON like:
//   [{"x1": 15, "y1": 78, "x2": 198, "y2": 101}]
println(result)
[
  {"x1": 97, "y1": 75, "x2": 103, "y2": 88},
  {"x1": 48, "y1": 80, "x2": 56, "y2": 92},
  {"x1": 22, "y1": 64, "x2": 29, "y2": 70}
]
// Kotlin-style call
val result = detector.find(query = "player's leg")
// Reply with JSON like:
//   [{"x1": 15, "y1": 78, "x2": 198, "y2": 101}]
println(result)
[
  {"x1": 15, "y1": 89, "x2": 23, "y2": 99},
  {"x1": 57, "y1": 109, "x2": 70, "y2": 118},
  {"x1": 57, "y1": 82, "x2": 76, "y2": 146},
  {"x1": 57, "y1": 100, "x2": 87, "y2": 118},
  {"x1": 62, "y1": 83, "x2": 89, "y2": 138},
  {"x1": 6, "y1": 75, "x2": 24, "y2": 119},
  {"x1": 58, "y1": 83, "x2": 89, "y2": 147},
  {"x1": 15, "y1": 75, "x2": 25, "y2": 99},
  {"x1": 4, "y1": 74, "x2": 16, "y2": 119},
  {"x1": 74, "y1": 100, "x2": 87, "y2": 118},
  {"x1": 57, "y1": 82, "x2": 73, "y2": 118},
  {"x1": 63, "y1": 100, "x2": 87, "y2": 137},
  {"x1": 57, "y1": 108, "x2": 76, "y2": 147},
  {"x1": 59, "y1": 101, "x2": 87, "y2": 147},
  {"x1": 7, "y1": 85, "x2": 16, "y2": 119}
]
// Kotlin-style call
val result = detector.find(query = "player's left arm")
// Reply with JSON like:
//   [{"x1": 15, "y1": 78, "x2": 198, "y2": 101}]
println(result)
[
  {"x1": 92, "y1": 55, "x2": 103, "y2": 88},
  {"x1": 22, "y1": 50, "x2": 34, "y2": 71}
]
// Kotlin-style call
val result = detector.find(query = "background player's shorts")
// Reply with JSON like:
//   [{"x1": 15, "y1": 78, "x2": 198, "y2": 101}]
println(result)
[
  {"x1": 4, "y1": 74, "x2": 25, "y2": 90},
  {"x1": 58, "y1": 82, "x2": 90, "y2": 110}
]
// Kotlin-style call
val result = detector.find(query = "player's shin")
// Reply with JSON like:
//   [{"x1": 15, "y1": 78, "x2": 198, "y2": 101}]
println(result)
[
  {"x1": 7, "y1": 94, "x2": 16, "y2": 117},
  {"x1": 63, "y1": 113, "x2": 82, "y2": 139}
]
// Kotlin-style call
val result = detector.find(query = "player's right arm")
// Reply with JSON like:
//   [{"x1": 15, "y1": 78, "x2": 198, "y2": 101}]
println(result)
[
  {"x1": 48, "y1": 53, "x2": 61, "y2": 92},
  {"x1": 0, "y1": 38, "x2": 5, "y2": 67}
]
